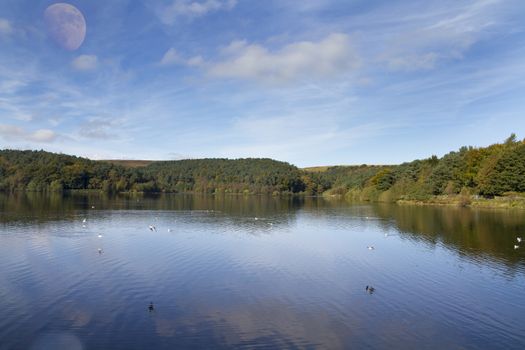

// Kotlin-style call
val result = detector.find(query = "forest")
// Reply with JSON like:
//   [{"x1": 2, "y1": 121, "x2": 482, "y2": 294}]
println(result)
[
  {"x1": 0, "y1": 134, "x2": 524, "y2": 202},
  {"x1": 313, "y1": 133, "x2": 525, "y2": 203},
  {"x1": 0, "y1": 151, "x2": 305, "y2": 195}
]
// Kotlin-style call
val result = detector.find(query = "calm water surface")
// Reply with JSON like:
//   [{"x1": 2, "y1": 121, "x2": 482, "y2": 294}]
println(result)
[{"x1": 0, "y1": 193, "x2": 524, "y2": 349}]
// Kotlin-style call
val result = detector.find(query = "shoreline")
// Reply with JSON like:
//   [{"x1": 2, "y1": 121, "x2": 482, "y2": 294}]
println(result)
[
  {"x1": 4, "y1": 190, "x2": 525, "y2": 209},
  {"x1": 396, "y1": 196, "x2": 525, "y2": 210},
  {"x1": 322, "y1": 192, "x2": 525, "y2": 210}
]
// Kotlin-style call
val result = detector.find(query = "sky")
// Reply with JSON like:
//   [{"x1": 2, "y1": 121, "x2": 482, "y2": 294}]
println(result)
[{"x1": 0, "y1": 0, "x2": 524, "y2": 167}]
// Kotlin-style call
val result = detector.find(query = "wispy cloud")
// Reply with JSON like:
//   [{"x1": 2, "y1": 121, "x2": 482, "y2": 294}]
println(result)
[
  {"x1": 78, "y1": 117, "x2": 122, "y2": 139},
  {"x1": 0, "y1": 124, "x2": 58, "y2": 143},
  {"x1": 386, "y1": 53, "x2": 440, "y2": 71},
  {"x1": 157, "y1": 0, "x2": 237, "y2": 23},
  {"x1": 218, "y1": 114, "x2": 398, "y2": 166},
  {"x1": 0, "y1": 97, "x2": 33, "y2": 121},
  {"x1": 0, "y1": 18, "x2": 12, "y2": 36},
  {"x1": 71, "y1": 55, "x2": 98, "y2": 71},
  {"x1": 0, "y1": 79, "x2": 27, "y2": 95},
  {"x1": 377, "y1": 0, "x2": 503, "y2": 70},
  {"x1": 205, "y1": 33, "x2": 360, "y2": 84}
]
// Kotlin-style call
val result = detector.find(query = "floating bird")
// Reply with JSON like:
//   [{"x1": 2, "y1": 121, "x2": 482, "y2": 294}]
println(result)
[
  {"x1": 367, "y1": 246, "x2": 375, "y2": 250},
  {"x1": 149, "y1": 225, "x2": 157, "y2": 232},
  {"x1": 366, "y1": 285, "x2": 375, "y2": 294},
  {"x1": 514, "y1": 245, "x2": 520, "y2": 250},
  {"x1": 98, "y1": 248, "x2": 103, "y2": 254},
  {"x1": 517, "y1": 237, "x2": 522, "y2": 243},
  {"x1": 148, "y1": 302, "x2": 154, "y2": 312},
  {"x1": 82, "y1": 224, "x2": 87, "y2": 228},
  {"x1": 82, "y1": 218, "x2": 87, "y2": 223},
  {"x1": 254, "y1": 217, "x2": 258, "y2": 221},
  {"x1": 167, "y1": 228, "x2": 172, "y2": 232},
  {"x1": 97, "y1": 234, "x2": 103, "y2": 238},
  {"x1": 91, "y1": 206, "x2": 95, "y2": 209}
]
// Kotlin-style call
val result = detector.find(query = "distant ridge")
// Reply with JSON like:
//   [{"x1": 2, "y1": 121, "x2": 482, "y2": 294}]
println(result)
[
  {"x1": 302, "y1": 165, "x2": 388, "y2": 172},
  {"x1": 99, "y1": 160, "x2": 156, "y2": 168}
]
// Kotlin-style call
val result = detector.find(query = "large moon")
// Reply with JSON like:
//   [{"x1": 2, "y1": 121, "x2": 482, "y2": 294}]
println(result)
[{"x1": 44, "y1": 3, "x2": 86, "y2": 51}]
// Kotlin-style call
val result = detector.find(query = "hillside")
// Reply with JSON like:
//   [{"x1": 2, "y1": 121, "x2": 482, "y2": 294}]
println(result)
[
  {"x1": 0, "y1": 134, "x2": 524, "y2": 202},
  {"x1": 317, "y1": 134, "x2": 525, "y2": 205},
  {"x1": 0, "y1": 151, "x2": 304, "y2": 194}
]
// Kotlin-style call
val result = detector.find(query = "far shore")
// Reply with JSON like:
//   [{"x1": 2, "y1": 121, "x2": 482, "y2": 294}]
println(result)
[
  {"x1": 323, "y1": 193, "x2": 525, "y2": 210},
  {"x1": 6, "y1": 189, "x2": 525, "y2": 210}
]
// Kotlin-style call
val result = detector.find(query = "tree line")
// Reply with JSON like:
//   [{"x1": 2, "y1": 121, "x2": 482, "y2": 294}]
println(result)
[
  {"x1": 317, "y1": 134, "x2": 525, "y2": 201},
  {"x1": 0, "y1": 134, "x2": 523, "y2": 198},
  {"x1": 0, "y1": 151, "x2": 305, "y2": 194}
]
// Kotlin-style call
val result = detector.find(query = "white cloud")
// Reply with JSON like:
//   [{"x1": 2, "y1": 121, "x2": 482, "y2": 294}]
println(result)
[
  {"x1": 31, "y1": 129, "x2": 57, "y2": 142},
  {"x1": 71, "y1": 55, "x2": 98, "y2": 71},
  {"x1": 48, "y1": 118, "x2": 62, "y2": 126},
  {"x1": 0, "y1": 124, "x2": 57, "y2": 143},
  {"x1": 160, "y1": 48, "x2": 204, "y2": 67},
  {"x1": 160, "y1": 48, "x2": 183, "y2": 65},
  {"x1": 158, "y1": 0, "x2": 237, "y2": 23},
  {"x1": 206, "y1": 33, "x2": 360, "y2": 84},
  {"x1": 13, "y1": 113, "x2": 33, "y2": 122},
  {"x1": 187, "y1": 55, "x2": 204, "y2": 67},
  {"x1": 0, "y1": 18, "x2": 12, "y2": 35}
]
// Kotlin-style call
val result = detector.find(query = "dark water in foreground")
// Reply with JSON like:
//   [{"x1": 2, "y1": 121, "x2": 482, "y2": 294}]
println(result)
[{"x1": 0, "y1": 193, "x2": 524, "y2": 349}]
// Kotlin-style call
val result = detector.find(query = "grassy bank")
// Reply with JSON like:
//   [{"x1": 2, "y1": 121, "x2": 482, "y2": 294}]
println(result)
[
  {"x1": 397, "y1": 195, "x2": 525, "y2": 209},
  {"x1": 330, "y1": 187, "x2": 525, "y2": 209}
]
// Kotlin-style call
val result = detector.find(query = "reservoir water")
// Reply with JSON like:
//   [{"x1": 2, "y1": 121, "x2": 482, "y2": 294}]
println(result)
[{"x1": 0, "y1": 193, "x2": 524, "y2": 349}]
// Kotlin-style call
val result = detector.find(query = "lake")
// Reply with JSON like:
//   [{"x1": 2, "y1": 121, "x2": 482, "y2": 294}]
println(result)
[{"x1": 0, "y1": 193, "x2": 524, "y2": 349}]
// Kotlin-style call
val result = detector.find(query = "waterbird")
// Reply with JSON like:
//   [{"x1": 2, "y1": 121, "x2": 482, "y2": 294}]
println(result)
[
  {"x1": 82, "y1": 218, "x2": 87, "y2": 223},
  {"x1": 149, "y1": 225, "x2": 157, "y2": 232},
  {"x1": 91, "y1": 206, "x2": 95, "y2": 209},
  {"x1": 517, "y1": 237, "x2": 522, "y2": 243},
  {"x1": 254, "y1": 217, "x2": 258, "y2": 221},
  {"x1": 366, "y1": 286, "x2": 375, "y2": 294},
  {"x1": 514, "y1": 245, "x2": 520, "y2": 250},
  {"x1": 367, "y1": 246, "x2": 375, "y2": 250},
  {"x1": 148, "y1": 302, "x2": 154, "y2": 312},
  {"x1": 98, "y1": 234, "x2": 103, "y2": 238},
  {"x1": 98, "y1": 248, "x2": 103, "y2": 254},
  {"x1": 384, "y1": 233, "x2": 388, "y2": 237}
]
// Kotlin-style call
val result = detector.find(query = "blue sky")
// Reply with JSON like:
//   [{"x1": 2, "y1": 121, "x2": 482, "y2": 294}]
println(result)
[{"x1": 0, "y1": 0, "x2": 524, "y2": 166}]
